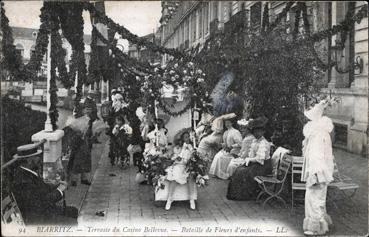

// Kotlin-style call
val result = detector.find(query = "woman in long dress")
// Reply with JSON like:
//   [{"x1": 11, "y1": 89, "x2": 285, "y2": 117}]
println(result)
[
  {"x1": 209, "y1": 114, "x2": 242, "y2": 179},
  {"x1": 226, "y1": 116, "x2": 272, "y2": 200},
  {"x1": 197, "y1": 114, "x2": 223, "y2": 163},
  {"x1": 165, "y1": 132, "x2": 195, "y2": 210},
  {"x1": 301, "y1": 100, "x2": 334, "y2": 236},
  {"x1": 226, "y1": 119, "x2": 255, "y2": 177}
]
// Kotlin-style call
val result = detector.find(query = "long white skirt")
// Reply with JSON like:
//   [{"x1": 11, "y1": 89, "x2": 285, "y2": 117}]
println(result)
[
  {"x1": 226, "y1": 158, "x2": 245, "y2": 177},
  {"x1": 209, "y1": 150, "x2": 233, "y2": 179},
  {"x1": 303, "y1": 183, "x2": 332, "y2": 235}
]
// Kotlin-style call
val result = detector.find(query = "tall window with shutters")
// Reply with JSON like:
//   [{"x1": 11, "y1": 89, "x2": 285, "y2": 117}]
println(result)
[
  {"x1": 204, "y1": 2, "x2": 209, "y2": 35},
  {"x1": 250, "y1": 2, "x2": 262, "y2": 28},
  {"x1": 198, "y1": 7, "x2": 203, "y2": 39}
]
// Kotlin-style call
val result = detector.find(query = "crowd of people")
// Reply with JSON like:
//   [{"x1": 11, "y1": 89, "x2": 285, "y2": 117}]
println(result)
[{"x1": 6, "y1": 86, "x2": 337, "y2": 236}]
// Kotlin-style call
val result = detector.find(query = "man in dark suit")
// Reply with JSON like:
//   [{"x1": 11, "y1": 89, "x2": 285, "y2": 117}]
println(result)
[{"x1": 11, "y1": 143, "x2": 78, "y2": 225}]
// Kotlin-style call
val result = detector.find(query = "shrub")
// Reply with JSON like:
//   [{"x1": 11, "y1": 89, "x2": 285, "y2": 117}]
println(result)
[{"x1": 2, "y1": 96, "x2": 46, "y2": 162}]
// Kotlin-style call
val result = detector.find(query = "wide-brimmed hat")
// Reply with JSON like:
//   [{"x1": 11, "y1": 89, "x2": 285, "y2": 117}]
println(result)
[
  {"x1": 249, "y1": 116, "x2": 268, "y2": 130},
  {"x1": 304, "y1": 100, "x2": 326, "y2": 121},
  {"x1": 237, "y1": 118, "x2": 252, "y2": 128},
  {"x1": 13, "y1": 143, "x2": 42, "y2": 160},
  {"x1": 211, "y1": 113, "x2": 237, "y2": 132},
  {"x1": 173, "y1": 127, "x2": 192, "y2": 145}
]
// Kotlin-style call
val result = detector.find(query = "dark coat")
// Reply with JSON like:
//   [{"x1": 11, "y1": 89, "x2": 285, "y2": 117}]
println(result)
[
  {"x1": 11, "y1": 167, "x2": 77, "y2": 225},
  {"x1": 68, "y1": 120, "x2": 93, "y2": 174}
]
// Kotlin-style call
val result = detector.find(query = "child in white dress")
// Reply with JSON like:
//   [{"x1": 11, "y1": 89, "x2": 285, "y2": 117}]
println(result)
[{"x1": 165, "y1": 132, "x2": 195, "y2": 210}]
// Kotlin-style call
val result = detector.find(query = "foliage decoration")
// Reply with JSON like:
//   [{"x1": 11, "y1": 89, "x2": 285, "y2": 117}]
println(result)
[
  {"x1": 58, "y1": 2, "x2": 87, "y2": 105},
  {"x1": 83, "y1": 2, "x2": 187, "y2": 59},
  {"x1": 0, "y1": 2, "x2": 24, "y2": 80},
  {"x1": 186, "y1": 151, "x2": 210, "y2": 188}
]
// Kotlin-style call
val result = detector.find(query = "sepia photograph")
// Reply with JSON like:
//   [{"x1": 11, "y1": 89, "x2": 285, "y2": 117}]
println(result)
[{"x1": 1, "y1": 1, "x2": 368, "y2": 236}]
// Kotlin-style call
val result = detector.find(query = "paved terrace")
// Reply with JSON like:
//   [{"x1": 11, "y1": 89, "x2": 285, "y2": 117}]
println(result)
[{"x1": 74, "y1": 140, "x2": 368, "y2": 236}]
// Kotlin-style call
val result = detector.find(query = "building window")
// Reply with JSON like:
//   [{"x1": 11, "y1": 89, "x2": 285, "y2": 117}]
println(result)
[
  {"x1": 30, "y1": 45, "x2": 36, "y2": 59},
  {"x1": 204, "y1": 2, "x2": 209, "y2": 35},
  {"x1": 250, "y1": 2, "x2": 262, "y2": 27},
  {"x1": 198, "y1": 7, "x2": 203, "y2": 39},
  {"x1": 184, "y1": 17, "x2": 189, "y2": 43},
  {"x1": 232, "y1": 1, "x2": 238, "y2": 15},
  {"x1": 15, "y1": 44, "x2": 24, "y2": 57},
  {"x1": 213, "y1": 1, "x2": 218, "y2": 20},
  {"x1": 191, "y1": 13, "x2": 196, "y2": 42},
  {"x1": 334, "y1": 123, "x2": 348, "y2": 147}
]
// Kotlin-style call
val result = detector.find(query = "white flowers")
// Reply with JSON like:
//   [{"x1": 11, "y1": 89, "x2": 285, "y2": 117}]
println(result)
[
  {"x1": 197, "y1": 78, "x2": 204, "y2": 83},
  {"x1": 123, "y1": 124, "x2": 133, "y2": 135}
]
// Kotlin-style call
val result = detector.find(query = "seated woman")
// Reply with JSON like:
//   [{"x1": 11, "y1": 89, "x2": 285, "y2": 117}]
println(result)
[
  {"x1": 209, "y1": 113, "x2": 242, "y2": 180},
  {"x1": 197, "y1": 116, "x2": 223, "y2": 163},
  {"x1": 226, "y1": 119, "x2": 256, "y2": 177},
  {"x1": 226, "y1": 116, "x2": 272, "y2": 200},
  {"x1": 165, "y1": 131, "x2": 195, "y2": 210}
]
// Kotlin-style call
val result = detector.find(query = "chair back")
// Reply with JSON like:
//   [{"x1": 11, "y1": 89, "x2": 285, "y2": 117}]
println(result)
[
  {"x1": 276, "y1": 154, "x2": 292, "y2": 182},
  {"x1": 291, "y1": 156, "x2": 306, "y2": 188},
  {"x1": 1, "y1": 193, "x2": 24, "y2": 226}
]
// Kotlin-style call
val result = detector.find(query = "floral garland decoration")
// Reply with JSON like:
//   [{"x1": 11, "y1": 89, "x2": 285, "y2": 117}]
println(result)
[
  {"x1": 83, "y1": 2, "x2": 187, "y2": 59},
  {"x1": 186, "y1": 151, "x2": 210, "y2": 188},
  {"x1": 142, "y1": 154, "x2": 174, "y2": 190},
  {"x1": 58, "y1": 2, "x2": 87, "y2": 106},
  {"x1": 0, "y1": 2, "x2": 24, "y2": 80}
]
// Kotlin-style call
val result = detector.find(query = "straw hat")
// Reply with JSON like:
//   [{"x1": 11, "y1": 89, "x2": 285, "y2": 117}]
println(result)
[{"x1": 13, "y1": 143, "x2": 42, "y2": 160}]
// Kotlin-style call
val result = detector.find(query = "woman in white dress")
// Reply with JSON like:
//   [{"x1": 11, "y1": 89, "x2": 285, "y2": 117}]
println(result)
[
  {"x1": 165, "y1": 132, "x2": 195, "y2": 210},
  {"x1": 226, "y1": 119, "x2": 256, "y2": 177},
  {"x1": 302, "y1": 100, "x2": 335, "y2": 236},
  {"x1": 209, "y1": 113, "x2": 242, "y2": 179},
  {"x1": 197, "y1": 115, "x2": 223, "y2": 163}
]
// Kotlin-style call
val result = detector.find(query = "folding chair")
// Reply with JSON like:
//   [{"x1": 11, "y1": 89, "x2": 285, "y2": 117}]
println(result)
[
  {"x1": 254, "y1": 155, "x2": 292, "y2": 209},
  {"x1": 291, "y1": 156, "x2": 305, "y2": 213},
  {"x1": 1, "y1": 193, "x2": 25, "y2": 226}
]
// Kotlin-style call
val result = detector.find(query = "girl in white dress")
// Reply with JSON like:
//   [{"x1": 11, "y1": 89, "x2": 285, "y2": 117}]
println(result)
[{"x1": 165, "y1": 132, "x2": 195, "y2": 210}]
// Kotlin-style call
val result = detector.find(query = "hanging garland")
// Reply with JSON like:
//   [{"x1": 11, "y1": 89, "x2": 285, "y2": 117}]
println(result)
[
  {"x1": 58, "y1": 2, "x2": 87, "y2": 105},
  {"x1": 83, "y1": 2, "x2": 187, "y2": 59},
  {"x1": 0, "y1": 2, "x2": 24, "y2": 80}
]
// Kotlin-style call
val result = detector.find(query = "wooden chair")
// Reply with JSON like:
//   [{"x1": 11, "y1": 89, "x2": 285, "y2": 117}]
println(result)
[
  {"x1": 290, "y1": 156, "x2": 359, "y2": 213},
  {"x1": 1, "y1": 193, "x2": 24, "y2": 226},
  {"x1": 291, "y1": 156, "x2": 305, "y2": 212},
  {"x1": 254, "y1": 155, "x2": 292, "y2": 209}
]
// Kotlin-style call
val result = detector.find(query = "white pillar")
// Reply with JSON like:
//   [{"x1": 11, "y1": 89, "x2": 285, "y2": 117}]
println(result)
[
  {"x1": 44, "y1": 34, "x2": 53, "y2": 132},
  {"x1": 32, "y1": 34, "x2": 64, "y2": 182}
]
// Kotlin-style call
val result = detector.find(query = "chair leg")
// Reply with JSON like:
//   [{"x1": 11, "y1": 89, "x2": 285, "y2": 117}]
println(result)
[
  {"x1": 291, "y1": 190, "x2": 294, "y2": 213},
  {"x1": 256, "y1": 190, "x2": 266, "y2": 203}
]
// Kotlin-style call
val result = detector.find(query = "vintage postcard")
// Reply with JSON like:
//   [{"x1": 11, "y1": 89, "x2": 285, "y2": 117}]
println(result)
[{"x1": 1, "y1": 1, "x2": 368, "y2": 236}]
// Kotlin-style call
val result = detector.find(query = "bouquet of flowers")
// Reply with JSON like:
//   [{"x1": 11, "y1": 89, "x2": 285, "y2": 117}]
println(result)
[
  {"x1": 142, "y1": 154, "x2": 173, "y2": 190},
  {"x1": 186, "y1": 150, "x2": 210, "y2": 188}
]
